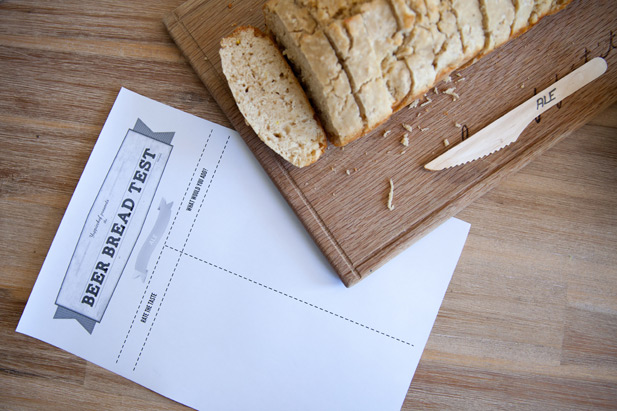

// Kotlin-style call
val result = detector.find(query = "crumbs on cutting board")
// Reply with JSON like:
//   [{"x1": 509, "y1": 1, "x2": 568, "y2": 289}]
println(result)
[
  {"x1": 443, "y1": 88, "x2": 459, "y2": 101},
  {"x1": 407, "y1": 99, "x2": 419, "y2": 109},
  {"x1": 327, "y1": 66, "x2": 471, "y2": 208},
  {"x1": 387, "y1": 179, "x2": 395, "y2": 211}
]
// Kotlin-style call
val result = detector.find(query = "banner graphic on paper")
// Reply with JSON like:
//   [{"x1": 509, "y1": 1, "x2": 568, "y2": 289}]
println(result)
[
  {"x1": 54, "y1": 119, "x2": 174, "y2": 333},
  {"x1": 134, "y1": 198, "x2": 173, "y2": 282}
]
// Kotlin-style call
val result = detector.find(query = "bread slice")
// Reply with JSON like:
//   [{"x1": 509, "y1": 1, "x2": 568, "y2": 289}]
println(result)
[
  {"x1": 530, "y1": 0, "x2": 571, "y2": 24},
  {"x1": 294, "y1": 0, "x2": 394, "y2": 133},
  {"x1": 263, "y1": 0, "x2": 364, "y2": 146},
  {"x1": 359, "y1": 0, "x2": 412, "y2": 108},
  {"x1": 432, "y1": 1, "x2": 466, "y2": 75},
  {"x1": 293, "y1": 0, "x2": 368, "y2": 21},
  {"x1": 479, "y1": 0, "x2": 516, "y2": 50},
  {"x1": 394, "y1": 2, "x2": 435, "y2": 96},
  {"x1": 220, "y1": 26, "x2": 327, "y2": 168},
  {"x1": 395, "y1": 0, "x2": 452, "y2": 96},
  {"x1": 529, "y1": 0, "x2": 552, "y2": 24},
  {"x1": 324, "y1": 16, "x2": 394, "y2": 130},
  {"x1": 451, "y1": 0, "x2": 485, "y2": 60},
  {"x1": 388, "y1": 0, "x2": 416, "y2": 31},
  {"x1": 511, "y1": 0, "x2": 535, "y2": 35}
]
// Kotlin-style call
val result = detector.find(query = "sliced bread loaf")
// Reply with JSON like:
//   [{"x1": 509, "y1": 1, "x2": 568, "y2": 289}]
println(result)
[
  {"x1": 222, "y1": 0, "x2": 574, "y2": 157},
  {"x1": 220, "y1": 26, "x2": 327, "y2": 168}
]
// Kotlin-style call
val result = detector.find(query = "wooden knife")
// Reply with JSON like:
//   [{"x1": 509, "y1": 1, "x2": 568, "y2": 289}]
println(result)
[{"x1": 425, "y1": 57, "x2": 608, "y2": 171}]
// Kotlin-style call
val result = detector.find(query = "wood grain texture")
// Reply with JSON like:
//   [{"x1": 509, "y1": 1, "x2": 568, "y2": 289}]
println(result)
[
  {"x1": 0, "y1": 1, "x2": 616, "y2": 410},
  {"x1": 165, "y1": 0, "x2": 617, "y2": 286}
]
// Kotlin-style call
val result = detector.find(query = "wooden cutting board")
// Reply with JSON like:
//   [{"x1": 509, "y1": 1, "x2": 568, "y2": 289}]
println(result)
[{"x1": 164, "y1": 0, "x2": 617, "y2": 287}]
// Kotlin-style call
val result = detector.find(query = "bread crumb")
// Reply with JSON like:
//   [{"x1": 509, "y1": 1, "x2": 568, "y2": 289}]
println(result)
[
  {"x1": 408, "y1": 99, "x2": 419, "y2": 109},
  {"x1": 456, "y1": 73, "x2": 462, "y2": 77},
  {"x1": 455, "y1": 122, "x2": 462, "y2": 128},
  {"x1": 418, "y1": 126, "x2": 429, "y2": 132},
  {"x1": 443, "y1": 138, "x2": 450, "y2": 147},
  {"x1": 443, "y1": 88, "x2": 459, "y2": 101},
  {"x1": 354, "y1": 167, "x2": 358, "y2": 172},
  {"x1": 346, "y1": 169, "x2": 351, "y2": 175},
  {"x1": 400, "y1": 150, "x2": 406, "y2": 154},
  {"x1": 444, "y1": 75, "x2": 452, "y2": 83},
  {"x1": 387, "y1": 179, "x2": 395, "y2": 211},
  {"x1": 420, "y1": 97, "x2": 432, "y2": 107},
  {"x1": 402, "y1": 123, "x2": 413, "y2": 132},
  {"x1": 400, "y1": 133, "x2": 409, "y2": 146},
  {"x1": 433, "y1": 87, "x2": 439, "y2": 94},
  {"x1": 456, "y1": 77, "x2": 465, "y2": 83},
  {"x1": 520, "y1": 84, "x2": 525, "y2": 88},
  {"x1": 228, "y1": 3, "x2": 233, "y2": 8},
  {"x1": 383, "y1": 129, "x2": 392, "y2": 137}
]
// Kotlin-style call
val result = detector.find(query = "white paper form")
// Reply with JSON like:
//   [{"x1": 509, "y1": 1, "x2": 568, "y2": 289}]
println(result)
[{"x1": 17, "y1": 88, "x2": 470, "y2": 410}]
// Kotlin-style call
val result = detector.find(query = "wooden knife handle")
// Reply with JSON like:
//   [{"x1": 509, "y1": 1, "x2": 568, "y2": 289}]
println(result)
[{"x1": 520, "y1": 57, "x2": 608, "y2": 122}]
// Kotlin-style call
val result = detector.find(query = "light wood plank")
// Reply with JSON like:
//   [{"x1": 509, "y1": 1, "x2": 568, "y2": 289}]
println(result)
[{"x1": 0, "y1": 0, "x2": 615, "y2": 409}]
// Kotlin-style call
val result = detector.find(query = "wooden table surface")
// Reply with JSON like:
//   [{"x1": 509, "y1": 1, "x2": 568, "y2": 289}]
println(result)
[{"x1": 1, "y1": 1, "x2": 616, "y2": 409}]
